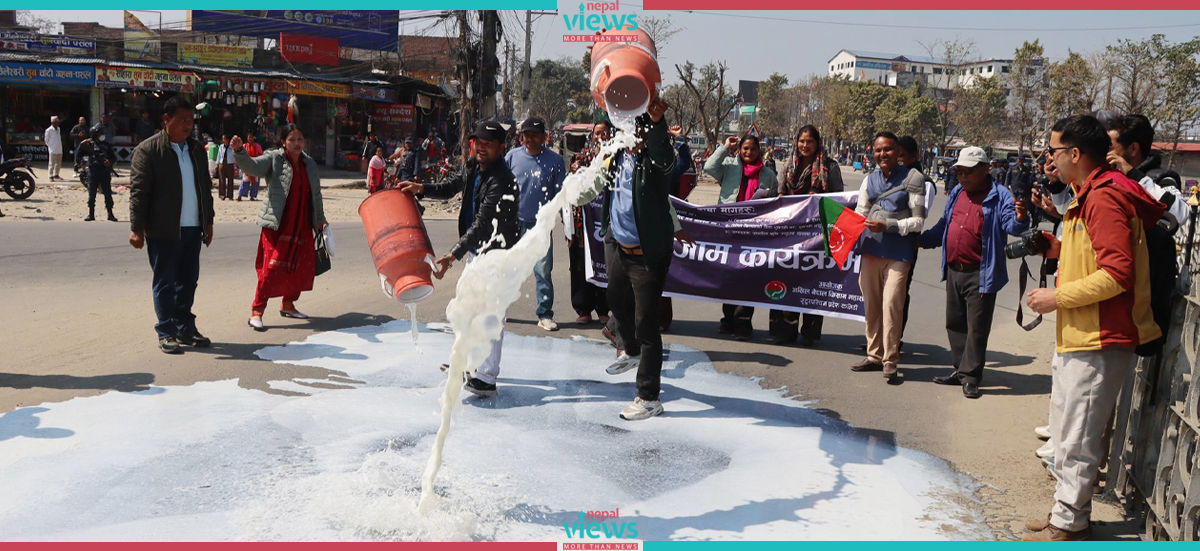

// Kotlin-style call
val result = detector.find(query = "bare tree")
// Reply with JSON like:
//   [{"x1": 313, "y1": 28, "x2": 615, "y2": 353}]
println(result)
[
  {"x1": 1047, "y1": 51, "x2": 1099, "y2": 120},
  {"x1": 1107, "y1": 36, "x2": 1164, "y2": 118},
  {"x1": 918, "y1": 38, "x2": 978, "y2": 155},
  {"x1": 17, "y1": 11, "x2": 59, "y2": 34},
  {"x1": 675, "y1": 61, "x2": 737, "y2": 154},
  {"x1": 662, "y1": 83, "x2": 700, "y2": 138},
  {"x1": 640, "y1": 15, "x2": 683, "y2": 58},
  {"x1": 1150, "y1": 37, "x2": 1200, "y2": 171}
]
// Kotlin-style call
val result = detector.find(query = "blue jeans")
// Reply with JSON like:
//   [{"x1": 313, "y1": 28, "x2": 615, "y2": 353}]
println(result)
[
  {"x1": 518, "y1": 220, "x2": 554, "y2": 319},
  {"x1": 146, "y1": 226, "x2": 203, "y2": 338}
]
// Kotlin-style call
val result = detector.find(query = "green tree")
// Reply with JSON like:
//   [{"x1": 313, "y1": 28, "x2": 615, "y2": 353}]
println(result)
[
  {"x1": 1107, "y1": 36, "x2": 1163, "y2": 117},
  {"x1": 1047, "y1": 51, "x2": 1099, "y2": 120},
  {"x1": 845, "y1": 80, "x2": 892, "y2": 145},
  {"x1": 954, "y1": 76, "x2": 1008, "y2": 148},
  {"x1": 873, "y1": 83, "x2": 938, "y2": 148},
  {"x1": 755, "y1": 72, "x2": 791, "y2": 140},
  {"x1": 1005, "y1": 40, "x2": 1048, "y2": 156},
  {"x1": 527, "y1": 57, "x2": 590, "y2": 128},
  {"x1": 1150, "y1": 37, "x2": 1200, "y2": 171}
]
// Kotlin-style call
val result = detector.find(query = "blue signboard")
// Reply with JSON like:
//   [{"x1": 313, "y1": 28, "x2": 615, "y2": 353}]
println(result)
[
  {"x1": 0, "y1": 31, "x2": 95, "y2": 55},
  {"x1": 0, "y1": 62, "x2": 95, "y2": 86},
  {"x1": 190, "y1": 11, "x2": 398, "y2": 51},
  {"x1": 351, "y1": 84, "x2": 398, "y2": 103},
  {"x1": 856, "y1": 60, "x2": 893, "y2": 71}
]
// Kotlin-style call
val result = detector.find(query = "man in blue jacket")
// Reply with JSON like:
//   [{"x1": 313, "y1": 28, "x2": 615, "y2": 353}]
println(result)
[{"x1": 919, "y1": 146, "x2": 1028, "y2": 398}]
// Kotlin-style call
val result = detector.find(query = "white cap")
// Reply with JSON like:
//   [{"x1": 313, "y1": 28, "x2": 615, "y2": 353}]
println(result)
[
  {"x1": 50, "y1": 115, "x2": 60, "y2": 123},
  {"x1": 954, "y1": 146, "x2": 988, "y2": 168}
]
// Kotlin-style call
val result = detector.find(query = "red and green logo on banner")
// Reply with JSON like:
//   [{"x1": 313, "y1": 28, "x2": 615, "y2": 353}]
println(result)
[{"x1": 818, "y1": 197, "x2": 866, "y2": 271}]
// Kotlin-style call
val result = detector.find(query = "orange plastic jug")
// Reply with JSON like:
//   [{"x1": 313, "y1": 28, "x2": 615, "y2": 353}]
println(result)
[
  {"x1": 359, "y1": 189, "x2": 435, "y2": 303},
  {"x1": 589, "y1": 27, "x2": 659, "y2": 118}
]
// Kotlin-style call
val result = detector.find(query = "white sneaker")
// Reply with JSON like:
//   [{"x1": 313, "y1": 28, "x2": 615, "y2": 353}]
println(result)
[
  {"x1": 1036, "y1": 440, "x2": 1054, "y2": 458},
  {"x1": 537, "y1": 318, "x2": 559, "y2": 331},
  {"x1": 1034, "y1": 425, "x2": 1051, "y2": 440},
  {"x1": 619, "y1": 397, "x2": 663, "y2": 421},
  {"x1": 606, "y1": 351, "x2": 641, "y2": 375}
]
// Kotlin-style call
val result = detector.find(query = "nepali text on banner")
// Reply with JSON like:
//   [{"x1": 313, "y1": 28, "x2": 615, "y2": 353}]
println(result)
[
  {"x1": 0, "y1": 62, "x2": 94, "y2": 86},
  {"x1": 178, "y1": 42, "x2": 254, "y2": 68},
  {"x1": 95, "y1": 66, "x2": 197, "y2": 92},
  {"x1": 583, "y1": 192, "x2": 866, "y2": 322}
]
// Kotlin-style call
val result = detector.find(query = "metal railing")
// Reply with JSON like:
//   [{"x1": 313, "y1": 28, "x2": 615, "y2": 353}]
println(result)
[{"x1": 1109, "y1": 187, "x2": 1200, "y2": 541}]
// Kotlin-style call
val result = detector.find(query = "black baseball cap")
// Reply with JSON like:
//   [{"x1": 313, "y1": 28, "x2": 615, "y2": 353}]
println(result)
[
  {"x1": 470, "y1": 120, "x2": 506, "y2": 143},
  {"x1": 519, "y1": 117, "x2": 547, "y2": 134}
]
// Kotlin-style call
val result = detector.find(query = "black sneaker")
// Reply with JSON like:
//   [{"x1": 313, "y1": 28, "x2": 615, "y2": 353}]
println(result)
[
  {"x1": 463, "y1": 377, "x2": 498, "y2": 397},
  {"x1": 176, "y1": 331, "x2": 211, "y2": 348},
  {"x1": 159, "y1": 336, "x2": 182, "y2": 354}
]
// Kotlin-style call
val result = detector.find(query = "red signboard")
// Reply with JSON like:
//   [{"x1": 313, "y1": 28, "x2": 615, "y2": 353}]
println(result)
[
  {"x1": 374, "y1": 103, "x2": 416, "y2": 137},
  {"x1": 279, "y1": 33, "x2": 339, "y2": 66}
]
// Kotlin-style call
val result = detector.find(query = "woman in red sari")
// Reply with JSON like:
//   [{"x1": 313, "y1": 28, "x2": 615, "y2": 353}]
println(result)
[{"x1": 230, "y1": 124, "x2": 327, "y2": 330}]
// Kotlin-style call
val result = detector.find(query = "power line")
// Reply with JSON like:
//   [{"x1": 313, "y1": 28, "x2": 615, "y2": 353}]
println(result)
[{"x1": 622, "y1": 3, "x2": 1200, "y2": 32}]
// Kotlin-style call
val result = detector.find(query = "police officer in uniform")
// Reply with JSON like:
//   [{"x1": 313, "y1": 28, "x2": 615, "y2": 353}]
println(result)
[{"x1": 75, "y1": 124, "x2": 118, "y2": 221}]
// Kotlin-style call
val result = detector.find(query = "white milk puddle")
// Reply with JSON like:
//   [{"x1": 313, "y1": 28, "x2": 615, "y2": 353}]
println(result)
[{"x1": 0, "y1": 321, "x2": 992, "y2": 541}]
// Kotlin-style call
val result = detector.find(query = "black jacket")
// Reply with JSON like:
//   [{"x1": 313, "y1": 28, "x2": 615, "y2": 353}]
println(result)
[
  {"x1": 599, "y1": 117, "x2": 677, "y2": 264},
  {"x1": 424, "y1": 156, "x2": 519, "y2": 260},
  {"x1": 129, "y1": 130, "x2": 215, "y2": 240}
]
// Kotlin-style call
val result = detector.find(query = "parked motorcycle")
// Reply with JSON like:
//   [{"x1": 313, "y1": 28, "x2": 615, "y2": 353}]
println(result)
[{"x1": 0, "y1": 157, "x2": 36, "y2": 200}]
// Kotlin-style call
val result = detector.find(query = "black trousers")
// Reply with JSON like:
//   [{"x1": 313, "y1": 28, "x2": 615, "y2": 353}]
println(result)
[
  {"x1": 605, "y1": 239, "x2": 670, "y2": 401},
  {"x1": 568, "y1": 242, "x2": 608, "y2": 317},
  {"x1": 146, "y1": 227, "x2": 203, "y2": 338},
  {"x1": 721, "y1": 304, "x2": 754, "y2": 337},
  {"x1": 945, "y1": 266, "x2": 997, "y2": 385},
  {"x1": 900, "y1": 249, "x2": 919, "y2": 338},
  {"x1": 87, "y1": 175, "x2": 113, "y2": 211},
  {"x1": 768, "y1": 311, "x2": 823, "y2": 342}
]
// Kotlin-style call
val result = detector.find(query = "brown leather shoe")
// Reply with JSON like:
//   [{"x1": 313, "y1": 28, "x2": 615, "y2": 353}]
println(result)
[
  {"x1": 850, "y1": 358, "x2": 883, "y2": 372},
  {"x1": 882, "y1": 362, "x2": 899, "y2": 379},
  {"x1": 1022, "y1": 523, "x2": 1089, "y2": 541},
  {"x1": 1025, "y1": 513, "x2": 1052, "y2": 532}
]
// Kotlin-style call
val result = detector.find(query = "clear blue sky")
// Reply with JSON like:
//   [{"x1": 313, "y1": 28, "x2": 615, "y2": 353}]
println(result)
[{"x1": 34, "y1": 8, "x2": 1200, "y2": 85}]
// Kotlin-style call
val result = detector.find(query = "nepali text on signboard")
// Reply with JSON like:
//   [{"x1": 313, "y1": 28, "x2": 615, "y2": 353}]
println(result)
[
  {"x1": 96, "y1": 66, "x2": 197, "y2": 92},
  {"x1": 124, "y1": 10, "x2": 160, "y2": 62},
  {"x1": 190, "y1": 11, "x2": 398, "y2": 51},
  {"x1": 0, "y1": 31, "x2": 95, "y2": 55},
  {"x1": 583, "y1": 193, "x2": 866, "y2": 322},
  {"x1": 286, "y1": 79, "x2": 350, "y2": 98},
  {"x1": 373, "y1": 103, "x2": 416, "y2": 136},
  {"x1": 279, "y1": 33, "x2": 339, "y2": 67},
  {"x1": 0, "y1": 62, "x2": 95, "y2": 86},
  {"x1": 351, "y1": 84, "x2": 397, "y2": 103},
  {"x1": 178, "y1": 42, "x2": 254, "y2": 68}
]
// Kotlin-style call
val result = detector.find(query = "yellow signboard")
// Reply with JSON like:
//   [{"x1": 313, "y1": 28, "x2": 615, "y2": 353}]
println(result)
[
  {"x1": 178, "y1": 42, "x2": 253, "y2": 68},
  {"x1": 96, "y1": 65, "x2": 197, "y2": 92},
  {"x1": 287, "y1": 79, "x2": 350, "y2": 98}
]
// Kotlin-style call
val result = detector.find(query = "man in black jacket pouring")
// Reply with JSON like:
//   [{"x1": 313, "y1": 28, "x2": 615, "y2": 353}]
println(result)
[
  {"x1": 578, "y1": 97, "x2": 687, "y2": 421},
  {"x1": 399, "y1": 120, "x2": 519, "y2": 397}
]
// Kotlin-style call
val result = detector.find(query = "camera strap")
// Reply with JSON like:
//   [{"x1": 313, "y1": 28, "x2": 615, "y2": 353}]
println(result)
[{"x1": 1016, "y1": 257, "x2": 1048, "y2": 331}]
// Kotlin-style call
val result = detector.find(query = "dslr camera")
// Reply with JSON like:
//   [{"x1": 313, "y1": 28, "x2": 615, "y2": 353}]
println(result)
[{"x1": 1004, "y1": 229, "x2": 1050, "y2": 259}]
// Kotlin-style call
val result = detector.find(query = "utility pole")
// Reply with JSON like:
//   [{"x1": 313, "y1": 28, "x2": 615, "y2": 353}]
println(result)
[
  {"x1": 520, "y1": 10, "x2": 557, "y2": 120},
  {"x1": 456, "y1": 10, "x2": 471, "y2": 166},
  {"x1": 480, "y1": 11, "x2": 498, "y2": 119},
  {"x1": 503, "y1": 43, "x2": 512, "y2": 119}
]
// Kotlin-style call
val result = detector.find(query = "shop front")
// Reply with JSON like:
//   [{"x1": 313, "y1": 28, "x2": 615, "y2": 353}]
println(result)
[
  {"x1": 194, "y1": 76, "x2": 288, "y2": 146},
  {"x1": 0, "y1": 61, "x2": 94, "y2": 162},
  {"x1": 285, "y1": 80, "x2": 351, "y2": 166},
  {"x1": 95, "y1": 65, "x2": 197, "y2": 162},
  {"x1": 336, "y1": 84, "x2": 398, "y2": 171}
]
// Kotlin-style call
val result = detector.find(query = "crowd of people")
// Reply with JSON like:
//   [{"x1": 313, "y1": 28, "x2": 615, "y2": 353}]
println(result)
[{"x1": 117, "y1": 84, "x2": 1189, "y2": 539}]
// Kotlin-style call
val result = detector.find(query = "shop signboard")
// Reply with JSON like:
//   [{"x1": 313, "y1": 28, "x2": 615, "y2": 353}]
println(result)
[
  {"x1": 190, "y1": 11, "x2": 398, "y2": 51},
  {"x1": 415, "y1": 94, "x2": 433, "y2": 110},
  {"x1": 373, "y1": 103, "x2": 415, "y2": 136},
  {"x1": 279, "y1": 33, "x2": 339, "y2": 67},
  {"x1": 178, "y1": 43, "x2": 254, "y2": 68},
  {"x1": 96, "y1": 66, "x2": 197, "y2": 92},
  {"x1": 124, "y1": 10, "x2": 160, "y2": 62},
  {"x1": 0, "y1": 62, "x2": 95, "y2": 86},
  {"x1": 0, "y1": 31, "x2": 95, "y2": 55},
  {"x1": 351, "y1": 85, "x2": 397, "y2": 103},
  {"x1": 286, "y1": 79, "x2": 350, "y2": 98}
]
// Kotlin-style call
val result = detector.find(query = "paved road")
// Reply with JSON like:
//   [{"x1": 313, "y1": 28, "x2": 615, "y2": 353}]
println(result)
[{"x1": 0, "y1": 170, "x2": 1134, "y2": 539}]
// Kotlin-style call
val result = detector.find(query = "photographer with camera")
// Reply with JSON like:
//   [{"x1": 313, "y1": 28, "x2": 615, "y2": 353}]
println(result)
[
  {"x1": 1022, "y1": 115, "x2": 1166, "y2": 541},
  {"x1": 918, "y1": 147, "x2": 1028, "y2": 399}
]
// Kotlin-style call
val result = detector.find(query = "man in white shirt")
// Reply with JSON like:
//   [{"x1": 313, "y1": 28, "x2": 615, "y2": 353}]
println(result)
[{"x1": 44, "y1": 116, "x2": 63, "y2": 180}]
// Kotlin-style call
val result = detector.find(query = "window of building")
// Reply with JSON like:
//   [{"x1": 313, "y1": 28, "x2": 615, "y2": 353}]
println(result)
[
  {"x1": 988, "y1": 65, "x2": 994, "y2": 73},
  {"x1": 1001, "y1": 65, "x2": 1010, "y2": 73},
  {"x1": 933, "y1": 67, "x2": 943, "y2": 75}
]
